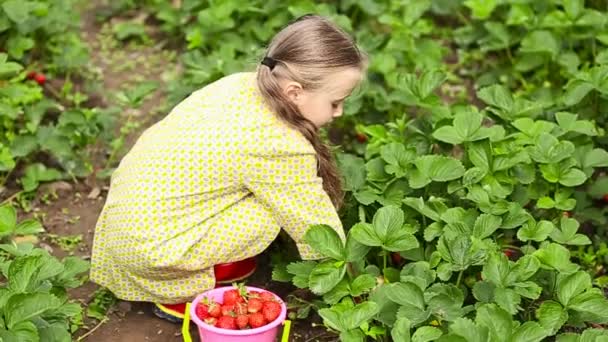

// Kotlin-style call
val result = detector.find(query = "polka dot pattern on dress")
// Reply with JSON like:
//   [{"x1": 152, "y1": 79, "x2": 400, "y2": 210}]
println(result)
[{"x1": 90, "y1": 72, "x2": 344, "y2": 304}]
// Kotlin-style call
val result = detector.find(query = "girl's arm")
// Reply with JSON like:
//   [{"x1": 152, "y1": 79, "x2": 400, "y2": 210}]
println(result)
[{"x1": 242, "y1": 135, "x2": 345, "y2": 260}]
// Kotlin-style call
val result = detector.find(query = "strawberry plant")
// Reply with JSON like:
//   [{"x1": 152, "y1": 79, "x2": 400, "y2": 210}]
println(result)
[
  {"x1": 274, "y1": 71, "x2": 608, "y2": 340},
  {"x1": 0, "y1": 204, "x2": 89, "y2": 341}
]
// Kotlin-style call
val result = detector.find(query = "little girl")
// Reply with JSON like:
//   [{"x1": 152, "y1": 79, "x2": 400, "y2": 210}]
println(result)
[{"x1": 90, "y1": 14, "x2": 367, "y2": 322}]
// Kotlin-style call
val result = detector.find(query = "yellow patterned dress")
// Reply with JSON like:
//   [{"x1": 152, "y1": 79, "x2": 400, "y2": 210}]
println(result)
[{"x1": 90, "y1": 72, "x2": 345, "y2": 304}]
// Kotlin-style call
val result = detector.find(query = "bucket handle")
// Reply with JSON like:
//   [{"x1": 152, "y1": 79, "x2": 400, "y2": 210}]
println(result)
[
  {"x1": 183, "y1": 303, "x2": 193, "y2": 342},
  {"x1": 181, "y1": 302, "x2": 291, "y2": 342}
]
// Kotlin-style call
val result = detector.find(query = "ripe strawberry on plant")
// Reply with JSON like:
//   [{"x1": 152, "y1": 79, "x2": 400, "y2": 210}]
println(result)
[
  {"x1": 34, "y1": 73, "x2": 46, "y2": 86},
  {"x1": 236, "y1": 315, "x2": 249, "y2": 329},
  {"x1": 262, "y1": 301, "x2": 281, "y2": 322},
  {"x1": 248, "y1": 312, "x2": 266, "y2": 328},
  {"x1": 603, "y1": 194, "x2": 608, "y2": 202},
  {"x1": 247, "y1": 298, "x2": 263, "y2": 313},
  {"x1": 216, "y1": 316, "x2": 237, "y2": 330},
  {"x1": 355, "y1": 132, "x2": 367, "y2": 143}
]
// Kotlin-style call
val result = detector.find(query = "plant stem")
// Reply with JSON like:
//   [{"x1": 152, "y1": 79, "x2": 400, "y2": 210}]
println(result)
[
  {"x1": 456, "y1": 270, "x2": 464, "y2": 287},
  {"x1": 77, "y1": 317, "x2": 109, "y2": 341}
]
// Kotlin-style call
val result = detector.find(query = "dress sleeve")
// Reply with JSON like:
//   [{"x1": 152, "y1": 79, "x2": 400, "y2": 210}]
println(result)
[{"x1": 241, "y1": 128, "x2": 345, "y2": 260}]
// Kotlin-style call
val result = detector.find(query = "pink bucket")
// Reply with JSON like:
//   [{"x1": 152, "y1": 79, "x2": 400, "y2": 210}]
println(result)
[{"x1": 185, "y1": 286, "x2": 289, "y2": 342}]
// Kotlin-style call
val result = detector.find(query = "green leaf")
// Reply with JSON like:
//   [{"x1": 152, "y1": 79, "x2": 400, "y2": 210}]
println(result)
[
  {"x1": 5, "y1": 293, "x2": 62, "y2": 328},
  {"x1": 502, "y1": 203, "x2": 530, "y2": 229},
  {"x1": 494, "y1": 287, "x2": 521, "y2": 315},
  {"x1": 340, "y1": 329, "x2": 365, "y2": 342},
  {"x1": 338, "y1": 154, "x2": 366, "y2": 191},
  {"x1": 400, "y1": 262, "x2": 436, "y2": 291},
  {"x1": 374, "y1": 205, "x2": 404, "y2": 241},
  {"x1": 536, "y1": 301, "x2": 568, "y2": 335},
  {"x1": 350, "y1": 274, "x2": 376, "y2": 297},
  {"x1": 345, "y1": 234, "x2": 371, "y2": 262},
  {"x1": 476, "y1": 304, "x2": 513, "y2": 341},
  {"x1": 403, "y1": 197, "x2": 441, "y2": 221},
  {"x1": 415, "y1": 155, "x2": 465, "y2": 182},
  {"x1": 512, "y1": 321, "x2": 548, "y2": 342},
  {"x1": 512, "y1": 282, "x2": 542, "y2": 299},
  {"x1": 39, "y1": 322, "x2": 71, "y2": 342},
  {"x1": 473, "y1": 213, "x2": 502, "y2": 239},
  {"x1": 567, "y1": 291, "x2": 608, "y2": 321},
  {"x1": 511, "y1": 255, "x2": 541, "y2": 281},
  {"x1": 14, "y1": 219, "x2": 44, "y2": 236},
  {"x1": 450, "y1": 318, "x2": 488, "y2": 342},
  {"x1": 563, "y1": 0, "x2": 583, "y2": 19},
  {"x1": 536, "y1": 197, "x2": 555, "y2": 209},
  {"x1": 559, "y1": 168, "x2": 587, "y2": 187},
  {"x1": 418, "y1": 70, "x2": 446, "y2": 99},
  {"x1": 10, "y1": 321, "x2": 38, "y2": 342},
  {"x1": 582, "y1": 148, "x2": 608, "y2": 168},
  {"x1": 412, "y1": 326, "x2": 443, "y2": 342},
  {"x1": 10, "y1": 135, "x2": 38, "y2": 158},
  {"x1": 433, "y1": 126, "x2": 462, "y2": 145},
  {"x1": 482, "y1": 253, "x2": 510, "y2": 286},
  {"x1": 286, "y1": 261, "x2": 317, "y2": 288},
  {"x1": 473, "y1": 281, "x2": 496, "y2": 302},
  {"x1": 309, "y1": 261, "x2": 346, "y2": 295},
  {"x1": 0, "y1": 54, "x2": 22, "y2": 78},
  {"x1": 386, "y1": 282, "x2": 425, "y2": 309},
  {"x1": 517, "y1": 220, "x2": 555, "y2": 242},
  {"x1": 392, "y1": 318, "x2": 411, "y2": 342},
  {"x1": 478, "y1": 85, "x2": 513, "y2": 112},
  {"x1": 550, "y1": 217, "x2": 591, "y2": 245},
  {"x1": 563, "y1": 80, "x2": 594, "y2": 106},
  {"x1": 533, "y1": 243, "x2": 579, "y2": 274},
  {"x1": 558, "y1": 271, "x2": 592, "y2": 306},
  {"x1": 0, "y1": 205, "x2": 17, "y2": 237},
  {"x1": 520, "y1": 30, "x2": 560, "y2": 57},
  {"x1": 351, "y1": 223, "x2": 381, "y2": 247},
  {"x1": 464, "y1": 0, "x2": 498, "y2": 19},
  {"x1": 304, "y1": 225, "x2": 345, "y2": 260},
  {"x1": 318, "y1": 307, "x2": 344, "y2": 331},
  {"x1": 2, "y1": 0, "x2": 30, "y2": 23},
  {"x1": 343, "y1": 302, "x2": 379, "y2": 330}
]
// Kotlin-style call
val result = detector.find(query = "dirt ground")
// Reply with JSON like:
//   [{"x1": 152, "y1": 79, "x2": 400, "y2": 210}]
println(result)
[{"x1": 18, "y1": 2, "x2": 338, "y2": 341}]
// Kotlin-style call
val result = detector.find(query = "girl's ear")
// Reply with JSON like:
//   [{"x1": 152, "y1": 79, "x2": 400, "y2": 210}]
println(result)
[{"x1": 283, "y1": 81, "x2": 304, "y2": 104}]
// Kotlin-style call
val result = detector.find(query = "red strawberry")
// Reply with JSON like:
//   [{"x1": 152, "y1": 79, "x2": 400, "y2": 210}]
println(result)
[
  {"x1": 203, "y1": 317, "x2": 217, "y2": 326},
  {"x1": 236, "y1": 315, "x2": 249, "y2": 329},
  {"x1": 259, "y1": 292, "x2": 275, "y2": 302},
  {"x1": 34, "y1": 73, "x2": 46, "y2": 86},
  {"x1": 247, "y1": 298, "x2": 263, "y2": 313},
  {"x1": 248, "y1": 291, "x2": 262, "y2": 298},
  {"x1": 207, "y1": 302, "x2": 221, "y2": 318},
  {"x1": 503, "y1": 249, "x2": 515, "y2": 259},
  {"x1": 26, "y1": 71, "x2": 37, "y2": 80},
  {"x1": 195, "y1": 303, "x2": 210, "y2": 319},
  {"x1": 603, "y1": 194, "x2": 608, "y2": 202},
  {"x1": 234, "y1": 302, "x2": 248, "y2": 315},
  {"x1": 221, "y1": 304, "x2": 235, "y2": 316},
  {"x1": 248, "y1": 312, "x2": 266, "y2": 328},
  {"x1": 262, "y1": 301, "x2": 281, "y2": 322},
  {"x1": 391, "y1": 252, "x2": 403, "y2": 265},
  {"x1": 216, "y1": 316, "x2": 236, "y2": 330},
  {"x1": 355, "y1": 132, "x2": 367, "y2": 143},
  {"x1": 223, "y1": 289, "x2": 244, "y2": 306}
]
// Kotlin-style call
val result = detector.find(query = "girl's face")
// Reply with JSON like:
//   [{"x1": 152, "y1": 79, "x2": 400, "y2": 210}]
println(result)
[{"x1": 284, "y1": 68, "x2": 363, "y2": 128}]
